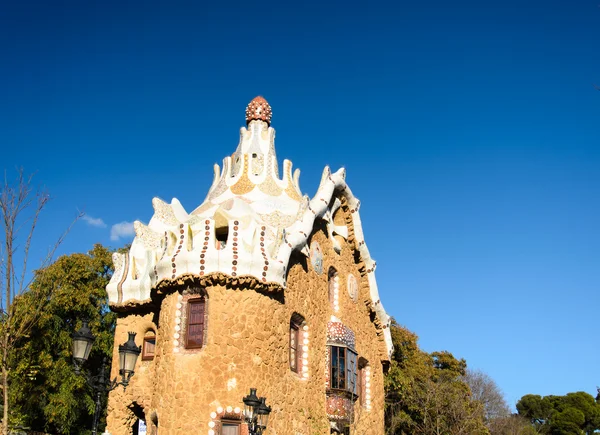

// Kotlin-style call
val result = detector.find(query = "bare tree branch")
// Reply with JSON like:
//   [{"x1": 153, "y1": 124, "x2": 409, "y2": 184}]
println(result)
[
  {"x1": 0, "y1": 168, "x2": 80, "y2": 434},
  {"x1": 18, "y1": 186, "x2": 49, "y2": 297}
]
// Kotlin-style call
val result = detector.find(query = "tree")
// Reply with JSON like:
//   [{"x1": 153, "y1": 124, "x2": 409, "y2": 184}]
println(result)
[
  {"x1": 464, "y1": 369, "x2": 511, "y2": 425},
  {"x1": 385, "y1": 320, "x2": 488, "y2": 434},
  {"x1": 10, "y1": 245, "x2": 116, "y2": 434},
  {"x1": 516, "y1": 394, "x2": 549, "y2": 430},
  {"x1": 0, "y1": 169, "x2": 78, "y2": 434},
  {"x1": 487, "y1": 414, "x2": 538, "y2": 435},
  {"x1": 516, "y1": 391, "x2": 600, "y2": 435}
]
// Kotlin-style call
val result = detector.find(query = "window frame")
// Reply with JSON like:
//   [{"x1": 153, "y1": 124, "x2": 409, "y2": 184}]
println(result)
[
  {"x1": 289, "y1": 322, "x2": 300, "y2": 372},
  {"x1": 142, "y1": 333, "x2": 156, "y2": 361},
  {"x1": 220, "y1": 419, "x2": 240, "y2": 435},
  {"x1": 289, "y1": 313, "x2": 306, "y2": 374},
  {"x1": 329, "y1": 345, "x2": 358, "y2": 395},
  {"x1": 328, "y1": 267, "x2": 338, "y2": 309},
  {"x1": 357, "y1": 357, "x2": 369, "y2": 406},
  {"x1": 185, "y1": 297, "x2": 206, "y2": 349}
]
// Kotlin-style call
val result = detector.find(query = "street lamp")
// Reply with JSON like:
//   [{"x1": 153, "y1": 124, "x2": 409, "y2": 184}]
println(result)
[
  {"x1": 72, "y1": 320, "x2": 94, "y2": 369},
  {"x1": 72, "y1": 321, "x2": 141, "y2": 435},
  {"x1": 243, "y1": 388, "x2": 272, "y2": 435}
]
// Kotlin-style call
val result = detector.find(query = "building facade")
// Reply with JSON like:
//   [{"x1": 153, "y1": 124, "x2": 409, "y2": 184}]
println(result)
[{"x1": 105, "y1": 97, "x2": 393, "y2": 435}]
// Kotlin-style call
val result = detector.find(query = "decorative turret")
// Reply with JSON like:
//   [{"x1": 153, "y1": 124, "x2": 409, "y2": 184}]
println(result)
[
  {"x1": 106, "y1": 96, "x2": 393, "y2": 357},
  {"x1": 194, "y1": 96, "x2": 302, "y2": 225}
]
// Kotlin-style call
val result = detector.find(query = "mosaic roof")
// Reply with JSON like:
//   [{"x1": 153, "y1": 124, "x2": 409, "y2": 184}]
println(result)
[{"x1": 106, "y1": 96, "x2": 393, "y2": 357}]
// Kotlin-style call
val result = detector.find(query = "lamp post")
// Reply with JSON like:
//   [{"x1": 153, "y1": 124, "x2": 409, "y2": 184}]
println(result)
[
  {"x1": 72, "y1": 321, "x2": 141, "y2": 435},
  {"x1": 243, "y1": 388, "x2": 272, "y2": 435}
]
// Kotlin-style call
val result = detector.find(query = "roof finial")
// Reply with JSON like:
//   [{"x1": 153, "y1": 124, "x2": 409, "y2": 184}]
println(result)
[{"x1": 245, "y1": 96, "x2": 272, "y2": 126}]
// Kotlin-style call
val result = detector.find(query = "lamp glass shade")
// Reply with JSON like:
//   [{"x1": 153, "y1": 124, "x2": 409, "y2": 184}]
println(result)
[
  {"x1": 72, "y1": 336, "x2": 93, "y2": 362},
  {"x1": 242, "y1": 388, "x2": 260, "y2": 421},
  {"x1": 122, "y1": 349, "x2": 138, "y2": 373},
  {"x1": 256, "y1": 397, "x2": 271, "y2": 428},
  {"x1": 72, "y1": 321, "x2": 95, "y2": 363},
  {"x1": 119, "y1": 347, "x2": 126, "y2": 374},
  {"x1": 118, "y1": 332, "x2": 141, "y2": 375},
  {"x1": 243, "y1": 402, "x2": 253, "y2": 421},
  {"x1": 257, "y1": 412, "x2": 269, "y2": 428}
]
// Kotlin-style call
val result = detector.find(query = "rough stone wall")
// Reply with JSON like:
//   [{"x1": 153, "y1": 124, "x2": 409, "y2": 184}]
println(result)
[
  {"x1": 304, "y1": 206, "x2": 387, "y2": 434},
  {"x1": 106, "y1": 200, "x2": 387, "y2": 435}
]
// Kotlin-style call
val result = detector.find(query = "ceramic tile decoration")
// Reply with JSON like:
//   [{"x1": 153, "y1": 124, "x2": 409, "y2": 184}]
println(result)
[
  {"x1": 106, "y1": 96, "x2": 392, "y2": 356},
  {"x1": 310, "y1": 241, "x2": 324, "y2": 275},
  {"x1": 105, "y1": 96, "x2": 393, "y2": 434},
  {"x1": 347, "y1": 273, "x2": 358, "y2": 302}
]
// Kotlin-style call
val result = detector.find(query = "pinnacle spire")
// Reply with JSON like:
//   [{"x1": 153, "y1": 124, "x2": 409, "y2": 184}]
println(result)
[{"x1": 245, "y1": 96, "x2": 272, "y2": 126}]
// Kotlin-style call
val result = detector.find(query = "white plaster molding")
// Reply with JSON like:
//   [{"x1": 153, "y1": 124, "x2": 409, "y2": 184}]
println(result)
[{"x1": 106, "y1": 121, "x2": 393, "y2": 358}]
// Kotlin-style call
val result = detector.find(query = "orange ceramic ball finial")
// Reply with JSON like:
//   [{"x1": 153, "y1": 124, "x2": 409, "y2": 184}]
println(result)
[{"x1": 245, "y1": 96, "x2": 272, "y2": 126}]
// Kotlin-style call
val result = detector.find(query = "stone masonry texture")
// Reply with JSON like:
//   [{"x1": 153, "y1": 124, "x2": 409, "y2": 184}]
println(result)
[{"x1": 106, "y1": 202, "x2": 388, "y2": 435}]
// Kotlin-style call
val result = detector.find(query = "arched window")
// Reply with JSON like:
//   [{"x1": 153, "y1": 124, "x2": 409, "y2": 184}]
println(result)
[
  {"x1": 290, "y1": 313, "x2": 308, "y2": 378},
  {"x1": 148, "y1": 410, "x2": 159, "y2": 435},
  {"x1": 328, "y1": 267, "x2": 339, "y2": 311},
  {"x1": 128, "y1": 403, "x2": 145, "y2": 435},
  {"x1": 357, "y1": 357, "x2": 371, "y2": 410}
]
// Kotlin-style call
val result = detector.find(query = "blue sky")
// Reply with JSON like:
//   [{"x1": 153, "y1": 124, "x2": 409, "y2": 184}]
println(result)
[{"x1": 1, "y1": 0, "x2": 599, "y2": 408}]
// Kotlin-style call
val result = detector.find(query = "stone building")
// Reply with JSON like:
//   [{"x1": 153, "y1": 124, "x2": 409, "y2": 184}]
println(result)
[{"x1": 105, "y1": 97, "x2": 393, "y2": 435}]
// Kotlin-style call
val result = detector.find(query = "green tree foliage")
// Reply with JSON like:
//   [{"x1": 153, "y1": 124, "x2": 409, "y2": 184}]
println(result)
[
  {"x1": 385, "y1": 319, "x2": 488, "y2": 434},
  {"x1": 0, "y1": 169, "x2": 80, "y2": 435},
  {"x1": 516, "y1": 391, "x2": 600, "y2": 435},
  {"x1": 9, "y1": 244, "x2": 116, "y2": 434}
]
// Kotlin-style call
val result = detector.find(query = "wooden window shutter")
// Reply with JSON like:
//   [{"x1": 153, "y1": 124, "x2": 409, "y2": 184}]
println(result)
[
  {"x1": 186, "y1": 298, "x2": 205, "y2": 349},
  {"x1": 142, "y1": 334, "x2": 156, "y2": 360},
  {"x1": 358, "y1": 357, "x2": 368, "y2": 405},
  {"x1": 347, "y1": 349, "x2": 357, "y2": 395},
  {"x1": 221, "y1": 421, "x2": 240, "y2": 435},
  {"x1": 289, "y1": 323, "x2": 299, "y2": 372}
]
